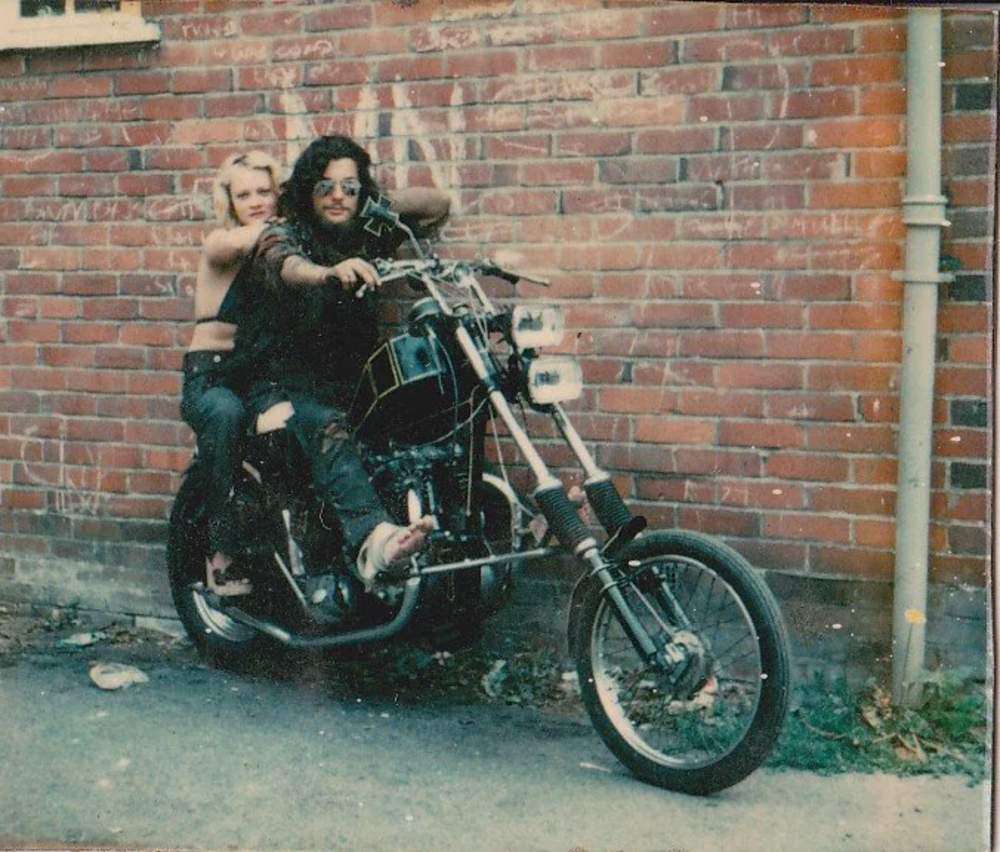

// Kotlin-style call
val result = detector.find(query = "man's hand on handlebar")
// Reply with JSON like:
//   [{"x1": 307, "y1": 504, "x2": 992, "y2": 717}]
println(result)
[{"x1": 326, "y1": 257, "x2": 380, "y2": 298}]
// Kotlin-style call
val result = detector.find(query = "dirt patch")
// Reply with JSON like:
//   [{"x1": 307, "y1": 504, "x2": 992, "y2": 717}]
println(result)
[{"x1": 0, "y1": 603, "x2": 586, "y2": 717}]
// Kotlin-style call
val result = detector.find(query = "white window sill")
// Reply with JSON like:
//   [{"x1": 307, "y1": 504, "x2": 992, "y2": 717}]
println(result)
[{"x1": 0, "y1": 14, "x2": 160, "y2": 51}]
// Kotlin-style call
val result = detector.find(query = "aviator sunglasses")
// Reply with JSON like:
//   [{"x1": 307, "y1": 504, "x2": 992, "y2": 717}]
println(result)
[{"x1": 312, "y1": 177, "x2": 362, "y2": 199}]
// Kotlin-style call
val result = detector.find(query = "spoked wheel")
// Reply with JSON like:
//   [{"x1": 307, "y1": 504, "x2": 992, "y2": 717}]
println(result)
[
  {"x1": 573, "y1": 530, "x2": 791, "y2": 795},
  {"x1": 167, "y1": 468, "x2": 268, "y2": 667}
]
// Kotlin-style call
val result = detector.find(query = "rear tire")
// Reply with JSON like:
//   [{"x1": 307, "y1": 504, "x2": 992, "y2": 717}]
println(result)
[
  {"x1": 573, "y1": 530, "x2": 791, "y2": 795},
  {"x1": 167, "y1": 468, "x2": 270, "y2": 668}
]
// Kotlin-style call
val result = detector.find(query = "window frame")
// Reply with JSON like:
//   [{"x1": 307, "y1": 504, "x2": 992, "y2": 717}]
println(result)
[{"x1": 0, "y1": 0, "x2": 160, "y2": 52}]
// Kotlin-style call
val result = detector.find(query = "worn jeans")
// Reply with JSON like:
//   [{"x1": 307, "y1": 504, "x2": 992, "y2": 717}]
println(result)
[
  {"x1": 180, "y1": 352, "x2": 250, "y2": 556},
  {"x1": 283, "y1": 393, "x2": 390, "y2": 556}
]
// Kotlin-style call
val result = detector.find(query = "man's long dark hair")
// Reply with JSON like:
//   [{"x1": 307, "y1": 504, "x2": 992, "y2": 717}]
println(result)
[{"x1": 278, "y1": 135, "x2": 381, "y2": 235}]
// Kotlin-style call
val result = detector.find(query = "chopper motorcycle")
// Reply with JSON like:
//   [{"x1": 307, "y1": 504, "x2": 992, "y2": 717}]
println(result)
[{"x1": 168, "y1": 201, "x2": 791, "y2": 795}]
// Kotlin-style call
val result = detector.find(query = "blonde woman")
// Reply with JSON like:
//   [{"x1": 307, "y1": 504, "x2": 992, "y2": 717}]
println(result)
[{"x1": 180, "y1": 151, "x2": 282, "y2": 596}]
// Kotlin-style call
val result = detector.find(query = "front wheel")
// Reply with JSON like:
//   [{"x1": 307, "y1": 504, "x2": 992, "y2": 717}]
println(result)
[{"x1": 572, "y1": 530, "x2": 791, "y2": 795}]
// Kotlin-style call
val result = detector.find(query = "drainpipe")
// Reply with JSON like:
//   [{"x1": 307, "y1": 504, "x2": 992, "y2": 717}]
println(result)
[{"x1": 891, "y1": 8, "x2": 951, "y2": 707}]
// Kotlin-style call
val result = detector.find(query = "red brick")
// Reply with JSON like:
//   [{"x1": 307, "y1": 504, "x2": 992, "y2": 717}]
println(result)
[
  {"x1": 861, "y1": 86, "x2": 907, "y2": 116},
  {"x1": 808, "y1": 303, "x2": 900, "y2": 332},
  {"x1": 634, "y1": 127, "x2": 715, "y2": 154},
  {"x1": 808, "y1": 364, "x2": 898, "y2": 393},
  {"x1": 680, "y1": 215, "x2": 765, "y2": 241},
  {"x1": 944, "y1": 113, "x2": 996, "y2": 145},
  {"x1": 725, "y1": 62, "x2": 808, "y2": 91},
  {"x1": 857, "y1": 395, "x2": 899, "y2": 425},
  {"x1": 684, "y1": 33, "x2": 768, "y2": 62},
  {"x1": 942, "y1": 48, "x2": 998, "y2": 80},
  {"x1": 9, "y1": 322, "x2": 60, "y2": 344},
  {"x1": 2, "y1": 176, "x2": 55, "y2": 197},
  {"x1": 645, "y1": 243, "x2": 722, "y2": 271},
  {"x1": 521, "y1": 162, "x2": 594, "y2": 186},
  {"x1": 810, "y1": 485, "x2": 895, "y2": 517},
  {"x1": 718, "y1": 303, "x2": 803, "y2": 329},
  {"x1": 558, "y1": 9, "x2": 642, "y2": 40},
  {"x1": 767, "y1": 393, "x2": 856, "y2": 422},
  {"x1": 934, "y1": 428, "x2": 989, "y2": 458},
  {"x1": 601, "y1": 40, "x2": 674, "y2": 68},
  {"x1": 633, "y1": 301, "x2": 716, "y2": 329},
  {"x1": 764, "y1": 513, "x2": 851, "y2": 543},
  {"x1": 855, "y1": 518, "x2": 896, "y2": 548},
  {"x1": 648, "y1": 5, "x2": 722, "y2": 35},
  {"x1": 858, "y1": 21, "x2": 906, "y2": 53},
  {"x1": 115, "y1": 71, "x2": 171, "y2": 96},
  {"x1": 721, "y1": 124, "x2": 803, "y2": 151},
  {"x1": 676, "y1": 390, "x2": 763, "y2": 418},
  {"x1": 717, "y1": 362, "x2": 802, "y2": 390},
  {"x1": 765, "y1": 453, "x2": 849, "y2": 482},
  {"x1": 804, "y1": 424, "x2": 897, "y2": 454},
  {"x1": 689, "y1": 94, "x2": 764, "y2": 122},
  {"x1": 446, "y1": 49, "x2": 519, "y2": 78},
  {"x1": 811, "y1": 55, "x2": 901, "y2": 87},
  {"x1": 239, "y1": 9, "x2": 303, "y2": 35},
  {"x1": 306, "y1": 4, "x2": 372, "y2": 31},
  {"x1": 62, "y1": 324, "x2": 117, "y2": 345},
  {"x1": 678, "y1": 330, "x2": 764, "y2": 358},
  {"x1": 634, "y1": 417, "x2": 716, "y2": 445},
  {"x1": 726, "y1": 4, "x2": 808, "y2": 27},
  {"x1": 770, "y1": 28, "x2": 855, "y2": 56},
  {"x1": 810, "y1": 118, "x2": 902, "y2": 149},
  {"x1": 811, "y1": 6, "x2": 903, "y2": 24},
  {"x1": 602, "y1": 97, "x2": 686, "y2": 127},
  {"x1": 720, "y1": 420, "x2": 805, "y2": 450},
  {"x1": 929, "y1": 555, "x2": 988, "y2": 586},
  {"x1": 811, "y1": 546, "x2": 894, "y2": 580},
  {"x1": 640, "y1": 66, "x2": 718, "y2": 96},
  {"x1": 679, "y1": 506, "x2": 760, "y2": 538},
  {"x1": 811, "y1": 181, "x2": 902, "y2": 209},
  {"x1": 730, "y1": 184, "x2": 805, "y2": 210},
  {"x1": 854, "y1": 334, "x2": 902, "y2": 363},
  {"x1": 172, "y1": 69, "x2": 233, "y2": 96}
]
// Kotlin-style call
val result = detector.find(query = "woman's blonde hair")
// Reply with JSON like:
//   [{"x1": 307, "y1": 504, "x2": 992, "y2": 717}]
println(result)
[{"x1": 212, "y1": 151, "x2": 283, "y2": 227}]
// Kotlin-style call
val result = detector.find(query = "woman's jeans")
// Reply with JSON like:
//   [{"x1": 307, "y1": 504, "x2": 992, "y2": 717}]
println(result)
[{"x1": 180, "y1": 351, "x2": 249, "y2": 557}]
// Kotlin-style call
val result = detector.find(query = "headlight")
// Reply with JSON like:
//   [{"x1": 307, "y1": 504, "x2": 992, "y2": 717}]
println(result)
[
  {"x1": 510, "y1": 305, "x2": 565, "y2": 351},
  {"x1": 526, "y1": 357, "x2": 583, "y2": 405}
]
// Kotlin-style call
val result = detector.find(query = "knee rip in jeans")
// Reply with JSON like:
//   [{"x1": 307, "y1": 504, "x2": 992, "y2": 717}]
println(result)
[{"x1": 320, "y1": 420, "x2": 350, "y2": 455}]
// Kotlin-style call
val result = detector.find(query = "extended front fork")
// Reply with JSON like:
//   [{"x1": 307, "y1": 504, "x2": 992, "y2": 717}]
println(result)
[{"x1": 454, "y1": 326, "x2": 679, "y2": 667}]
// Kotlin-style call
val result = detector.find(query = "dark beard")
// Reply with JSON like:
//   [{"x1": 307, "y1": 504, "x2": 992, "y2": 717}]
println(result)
[{"x1": 316, "y1": 217, "x2": 362, "y2": 256}]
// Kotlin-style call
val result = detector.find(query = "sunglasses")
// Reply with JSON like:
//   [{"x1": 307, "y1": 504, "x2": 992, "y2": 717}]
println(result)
[{"x1": 312, "y1": 177, "x2": 362, "y2": 199}]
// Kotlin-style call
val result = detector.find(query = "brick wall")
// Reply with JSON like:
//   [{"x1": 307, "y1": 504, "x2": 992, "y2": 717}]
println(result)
[{"x1": 0, "y1": 2, "x2": 994, "y2": 671}]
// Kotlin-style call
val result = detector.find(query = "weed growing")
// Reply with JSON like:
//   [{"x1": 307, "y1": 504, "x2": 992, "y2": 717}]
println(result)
[{"x1": 769, "y1": 668, "x2": 990, "y2": 782}]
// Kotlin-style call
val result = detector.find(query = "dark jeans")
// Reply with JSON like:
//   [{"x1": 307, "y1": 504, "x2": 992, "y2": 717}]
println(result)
[
  {"x1": 180, "y1": 351, "x2": 249, "y2": 556},
  {"x1": 284, "y1": 393, "x2": 390, "y2": 555}
]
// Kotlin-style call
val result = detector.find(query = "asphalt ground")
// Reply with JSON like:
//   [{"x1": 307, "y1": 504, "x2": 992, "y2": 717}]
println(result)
[{"x1": 0, "y1": 608, "x2": 991, "y2": 852}]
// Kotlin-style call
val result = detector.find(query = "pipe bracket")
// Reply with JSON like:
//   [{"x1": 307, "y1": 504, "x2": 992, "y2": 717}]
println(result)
[
  {"x1": 901, "y1": 194, "x2": 950, "y2": 227},
  {"x1": 892, "y1": 270, "x2": 955, "y2": 285}
]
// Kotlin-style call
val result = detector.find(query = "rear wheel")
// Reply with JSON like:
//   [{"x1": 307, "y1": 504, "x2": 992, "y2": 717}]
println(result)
[
  {"x1": 573, "y1": 530, "x2": 791, "y2": 795},
  {"x1": 167, "y1": 469, "x2": 269, "y2": 667}
]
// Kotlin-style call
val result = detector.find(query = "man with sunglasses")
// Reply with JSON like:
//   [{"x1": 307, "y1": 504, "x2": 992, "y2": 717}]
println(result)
[{"x1": 220, "y1": 134, "x2": 450, "y2": 596}]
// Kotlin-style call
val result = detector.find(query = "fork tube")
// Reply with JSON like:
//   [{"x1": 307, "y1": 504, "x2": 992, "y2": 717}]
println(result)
[
  {"x1": 584, "y1": 553, "x2": 661, "y2": 661},
  {"x1": 551, "y1": 403, "x2": 603, "y2": 481},
  {"x1": 454, "y1": 325, "x2": 561, "y2": 491},
  {"x1": 455, "y1": 326, "x2": 660, "y2": 661}
]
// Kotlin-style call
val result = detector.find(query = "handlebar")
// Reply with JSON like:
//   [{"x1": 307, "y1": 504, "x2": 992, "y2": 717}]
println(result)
[{"x1": 372, "y1": 256, "x2": 550, "y2": 288}]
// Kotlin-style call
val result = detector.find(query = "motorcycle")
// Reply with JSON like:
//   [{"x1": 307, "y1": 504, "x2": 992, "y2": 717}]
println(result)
[{"x1": 168, "y1": 200, "x2": 792, "y2": 795}]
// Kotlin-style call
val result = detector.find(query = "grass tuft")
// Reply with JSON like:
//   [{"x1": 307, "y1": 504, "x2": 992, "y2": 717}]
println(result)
[{"x1": 768, "y1": 668, "x2": 990, "y2": 782}]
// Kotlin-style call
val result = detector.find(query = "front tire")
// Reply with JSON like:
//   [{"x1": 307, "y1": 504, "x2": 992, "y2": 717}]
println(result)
[
  {"x1": 573, "y1": 530, "x2": 791, "y2": 795},
  {"x1": 167, "y1": 468, "x2": 269, "y2": 667}
]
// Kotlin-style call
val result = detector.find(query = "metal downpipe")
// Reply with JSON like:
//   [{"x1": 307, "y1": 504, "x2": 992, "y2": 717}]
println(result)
[{"x1": 891, "y1": 8, "x2": 952, "y2": 706}]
